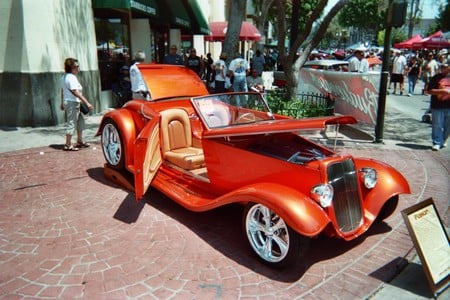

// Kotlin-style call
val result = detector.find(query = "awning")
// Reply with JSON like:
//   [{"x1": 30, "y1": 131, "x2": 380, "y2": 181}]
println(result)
[
  {"x1": 186, "y1": 0, "x2": 210, "y2": 35},
  {"x1": 165, "y1": 0, "x2": 191, "y2": 28},
  {"x1": 204, "y1": 21, "x2": 261, "y2": 42},
  {"x1": 92, "y1": 0, "x2": 158, "y2": 17}
]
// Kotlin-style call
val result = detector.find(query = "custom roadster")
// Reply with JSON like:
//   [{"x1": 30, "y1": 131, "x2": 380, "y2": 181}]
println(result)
[{"x1": 98, "y1": 64, "x2": 410, "y2": 267}]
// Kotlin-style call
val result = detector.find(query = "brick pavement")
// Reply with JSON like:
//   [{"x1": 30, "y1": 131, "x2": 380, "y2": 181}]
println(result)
[{"x1": 0, "y1": 140, "x2": 448, "y2": 299}]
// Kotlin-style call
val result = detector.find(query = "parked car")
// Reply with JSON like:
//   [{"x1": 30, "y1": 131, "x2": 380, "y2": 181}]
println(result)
[
  {"x1": 97, "y1": 64, "x2": 410, "y2": 268},
  {"x1": 303, "y1": 59, "x2": 349, "y2": 71}
]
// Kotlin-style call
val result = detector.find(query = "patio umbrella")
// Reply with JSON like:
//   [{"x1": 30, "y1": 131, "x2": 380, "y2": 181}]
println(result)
[
  {"x1": 393, "y1": 34, "x2": 423, "y2": 49},
  {"x1": 411, "y1": 30, "x2": 446, "y2": 49},
  {"x1": 204, "y1": 21, "x2": 261, "y2": 42}
]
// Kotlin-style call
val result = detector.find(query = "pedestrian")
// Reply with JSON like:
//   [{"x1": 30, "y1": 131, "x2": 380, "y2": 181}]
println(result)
[
  {"x1": 391, "y1": 51, "x2": 407, "y2": 95},
  {"x1": 228, "y1": 54, "x2": 250, "y2": 93},
  {"x1": 406, "y1": 56, "x2": 421, "y2": 96},
  {"x1": 205, "y1": 53, "x2": 214, "y2": 84},
  {"x1": 422, "y1": 52, "x2": 439, "y2": 94},
  {"x1": 185, "y1": 48, "x2": 204, "y2": 78},
  {"x1": 251, "y1": 49, "x2": 265, "y2": 76},
  {"x1": 130, "y1": 50, "x2": 149, "y2": 100},
  {"x1": 348, "y1": 50, "x2": 359, "y2": 72},
  {"x1": 355, "y1": 50, "x2": 369, "y2": 73},
  {"x1": 426, "y1": 64, "x2": 450, "y2": 151},
  {"x1": 212, "y1": 52, "x2": 228, "y2": 93},
  {"x1": 60, "y1": 58, "x2": 93, "y2": 151},
  {"x1": 163, "y1": 45, "x2": 184, "y2": 65},
  {"x1": 246, "y1": 68, "x2": 264, "y2": 92}
]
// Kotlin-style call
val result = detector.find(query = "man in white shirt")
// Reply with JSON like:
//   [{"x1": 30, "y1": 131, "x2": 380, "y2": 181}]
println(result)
[
  {"x1": 130, "y1": 50, "x2": 150, "y2": 100},
  {"x1": 229, "y1": 54, "x2": 250, "y2": 92},
  {"x1": 391, "y1": 51, "x2": 407, "y2": 95},
  {"x1": 348, "y1": 51, "x2": 360, "y2": 72},
  {"x1": 355, "y1": 50, "x2": 369, "y2": 73}
]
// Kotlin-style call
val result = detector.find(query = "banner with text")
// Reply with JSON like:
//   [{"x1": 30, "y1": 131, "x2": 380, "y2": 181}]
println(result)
[{"x1": 298, "y1": 69, "x2": 380, "y2": 126}]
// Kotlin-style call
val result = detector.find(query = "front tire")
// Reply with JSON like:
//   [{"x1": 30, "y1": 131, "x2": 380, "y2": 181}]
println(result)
[
  {"x1": 243, "y1": 203, "x2": 309, "y2": 268},
  {"x1": 101, "y1": 119, "x2": 125, "y2": 170}
]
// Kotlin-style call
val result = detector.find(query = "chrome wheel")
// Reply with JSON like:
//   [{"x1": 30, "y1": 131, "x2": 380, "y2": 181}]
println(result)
[
  {"x1": 101, "y1": 121, "x2": 124, "y2": 169},
  {"x1": 245, "y1": 203, "x2": 289, "y2": 263}
]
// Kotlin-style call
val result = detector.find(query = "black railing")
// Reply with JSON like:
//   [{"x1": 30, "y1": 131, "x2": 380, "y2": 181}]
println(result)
[{"x1": 266, "y1": 89, "x2": 334, "y2": 118}]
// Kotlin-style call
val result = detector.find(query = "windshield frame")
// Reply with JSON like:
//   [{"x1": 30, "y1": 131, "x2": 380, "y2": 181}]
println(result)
[{"x1": 191, "y1": 92, "x2": 274, "y2": 130}]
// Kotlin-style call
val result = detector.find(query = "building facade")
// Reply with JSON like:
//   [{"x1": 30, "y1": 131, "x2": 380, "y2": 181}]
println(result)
[{"x1": 0, "y1": 0, "x2": 210, "y2": 127}]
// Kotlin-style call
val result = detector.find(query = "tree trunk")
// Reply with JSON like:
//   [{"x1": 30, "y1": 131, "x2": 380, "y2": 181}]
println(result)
[{"x1": 223, "y1": 0, "x2": 247, "y2": 63}]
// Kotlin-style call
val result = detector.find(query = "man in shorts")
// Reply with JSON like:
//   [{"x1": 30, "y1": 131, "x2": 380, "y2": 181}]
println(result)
[{"x1": 391, "y1": 51, "x2": 407, "y2": 95}]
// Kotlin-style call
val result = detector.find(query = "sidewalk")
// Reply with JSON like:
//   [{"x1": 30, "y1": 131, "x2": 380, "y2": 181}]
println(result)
[{"x1": 0, "y1": 94, "x2": 448, "y2": 299}]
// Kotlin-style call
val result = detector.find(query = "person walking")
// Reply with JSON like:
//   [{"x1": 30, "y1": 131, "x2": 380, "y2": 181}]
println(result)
[
  {"x1": 426, "y1": 64, "x2": 450, "y2": 151},
  {"x1": 228, "y1": 54, "x2": 250, "y2": 93},
  {"x1": 406, "y1": 56, "x2": 421, "y2": 96},
  {"x1": 391, "y1": 51, "x2": 407, "y2": 95},
  {"x1": 205, "y1": 53, "x2": 214, "y2": 85},
  {"x1": 130, "y1": 50, "x2": 149, "y2": 100},
  {"x1": 212, "y1": 52, "x2": 228, "y2": 93},
  {"x1": 251, "y1": 49, "x2": 265, "y2": 76},
  {"x1": 422, "y1": 52, "x2": 439, "y2": 94},
  {"x1": 185, "y1": 48, "x2": 204, "y2": 78},
  {"x1": 60, "y1": 58, "x2": 93, "y2": 151}
]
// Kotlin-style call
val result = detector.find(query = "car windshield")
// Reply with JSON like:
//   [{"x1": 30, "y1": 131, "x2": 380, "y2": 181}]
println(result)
[{"x1": 191, "y1": 92, "x2": 275, "y2": 129}]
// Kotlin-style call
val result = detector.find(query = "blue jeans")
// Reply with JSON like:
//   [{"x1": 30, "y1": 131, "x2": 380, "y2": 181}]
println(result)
[
  {"x1": 408, "y1": 75, "x2": 418, "y2": 94},
  {"x1": 232, "y1": 77, "x2": 248, "y2": 93},
  {"x1": 431, "y1": 108, "x2": 450, "y2": 147}
]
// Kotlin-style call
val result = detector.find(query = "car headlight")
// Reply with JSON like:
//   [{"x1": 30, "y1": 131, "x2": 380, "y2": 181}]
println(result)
[
  {"x1": 311, "y1": 184, "x2": 334, "y2": 208},
  {"x1": 360, "y1": 168, "x2": 377, "y2": 189}
]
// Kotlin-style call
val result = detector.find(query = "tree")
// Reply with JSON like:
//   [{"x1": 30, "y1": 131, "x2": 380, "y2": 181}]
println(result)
[
  {"x1": 274, "y1": 0, "x2": 350, "y2": 99},
  {"x1": 338, "y1": 0, "x2": 383, "y2": 31},
  {"x1": 222, "y1": 0, "x2": 247, "y2": 63},
  {"x1": 406, "y1": 0, "x2": 422, "y2": 38},
  {"x1": 434, "y1": 0, "x2": 450, "y2": 32}
]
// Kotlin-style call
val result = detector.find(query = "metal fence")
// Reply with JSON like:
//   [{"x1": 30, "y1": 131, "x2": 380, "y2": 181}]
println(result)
[{"x1": 267, "y1": 90, "x2": 334, "y2": 118}]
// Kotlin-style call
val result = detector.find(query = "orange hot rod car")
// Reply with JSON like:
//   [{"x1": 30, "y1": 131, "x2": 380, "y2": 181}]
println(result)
[{"x1": 97, "y1": 64, "x2": 410, "y2": 268}]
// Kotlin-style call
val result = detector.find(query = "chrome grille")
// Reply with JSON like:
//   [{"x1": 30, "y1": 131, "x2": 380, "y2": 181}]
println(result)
[{"x1": 327, "y1": 159, "x2": 362, "y2": 233}]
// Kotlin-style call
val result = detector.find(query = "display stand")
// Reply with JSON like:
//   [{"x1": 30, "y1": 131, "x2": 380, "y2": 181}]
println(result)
[{"x1": 402, "y1": 198, "x2": 450, "y2": 297}]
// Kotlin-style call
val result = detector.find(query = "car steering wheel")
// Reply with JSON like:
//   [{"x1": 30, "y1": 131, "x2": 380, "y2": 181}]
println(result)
[{"x1": 235, "y1": 112, "x2": 256, "y2": 123}]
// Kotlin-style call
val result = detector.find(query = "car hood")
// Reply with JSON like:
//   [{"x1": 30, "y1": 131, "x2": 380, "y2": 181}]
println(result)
[
  {"x1": 202, "y1": 115, "x2": 357, "y2": 138},
  {"x1": 139, "y1": 64, "x2": 208, "y2": 100}
]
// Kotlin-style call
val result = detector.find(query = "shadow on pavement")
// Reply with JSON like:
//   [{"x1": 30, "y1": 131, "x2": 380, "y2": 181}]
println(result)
[
  {"x1": 395, "y1": 143, "x2": 431, "y2": 150},
  {"x1": 370, "y1": 260, "x2": 433, "y2": 298},
  {"x1": 99, "y1": 187, "x2": 396, "y2": 283}
]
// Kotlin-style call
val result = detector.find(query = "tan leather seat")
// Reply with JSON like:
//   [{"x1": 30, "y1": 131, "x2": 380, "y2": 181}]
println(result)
[{"x1": 160, "y1": 108, "x2": 205, "y2": 170}]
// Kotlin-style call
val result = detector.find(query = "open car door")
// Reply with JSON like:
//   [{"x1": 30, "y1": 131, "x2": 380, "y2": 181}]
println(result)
[{"x1": 134, "y1": 116, "x2": 162, "y2": 200}]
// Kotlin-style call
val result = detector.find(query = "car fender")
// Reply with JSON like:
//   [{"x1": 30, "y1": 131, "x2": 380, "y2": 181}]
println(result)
[
  {"x1": 225, "y1": 182, "x2": 331, "y2": 237},
  {"x1": 354, "y1": 158, "x2": 411, "y2": 221},
  {"x1": 98, "y1": 109, "x2": 137, "y2": 171}
]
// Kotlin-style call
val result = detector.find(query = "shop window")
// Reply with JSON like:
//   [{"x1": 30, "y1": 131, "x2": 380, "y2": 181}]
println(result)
[{"x1": 95, "y1": 17, "x2": 130, "y2": 91}]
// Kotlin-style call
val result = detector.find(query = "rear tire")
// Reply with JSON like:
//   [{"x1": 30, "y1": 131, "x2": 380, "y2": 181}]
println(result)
[{"x1": 243, "y1": 202, "x2": 309, "y2": 268}]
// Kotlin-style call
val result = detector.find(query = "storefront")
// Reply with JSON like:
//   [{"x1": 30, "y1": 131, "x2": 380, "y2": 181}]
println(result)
[{"x1": 92, "y1": 0, "x2": 209, "y2": 103}]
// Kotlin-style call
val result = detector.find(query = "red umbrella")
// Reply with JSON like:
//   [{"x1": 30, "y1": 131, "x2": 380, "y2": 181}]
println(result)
[
  {"x1": 411, "y1": 30, "x2": 448, "y2": 49},
  {"x1": 204, "y1": 21, "x2": 261, "y2": 42},
  {"x1": 393, "y1": 34, "x2": 423, "y2": 49}
]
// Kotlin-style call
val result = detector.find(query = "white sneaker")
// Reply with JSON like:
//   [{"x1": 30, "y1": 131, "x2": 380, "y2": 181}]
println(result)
[{"x1": 432, "y1": 144, "x2": 441, "y2": 151}]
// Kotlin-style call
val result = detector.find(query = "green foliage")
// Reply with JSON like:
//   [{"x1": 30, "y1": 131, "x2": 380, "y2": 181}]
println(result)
[
  {"x1": 431, "y1": 0, "x2": 450, "y2": 32},
  {"x1": 265, "y1": 88, "x2": 333, "y2": 118},
  {"x1": 338, "y1": 0, "x2": 384, "y2": 31},
  {"x1": 268, "y1": 0, "x2": 321, "y2": 38}
]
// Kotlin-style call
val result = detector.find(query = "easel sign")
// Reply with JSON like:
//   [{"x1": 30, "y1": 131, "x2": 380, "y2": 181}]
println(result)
[{"x1": 402, "y1": 198, "x2": 450, "y2": 296}]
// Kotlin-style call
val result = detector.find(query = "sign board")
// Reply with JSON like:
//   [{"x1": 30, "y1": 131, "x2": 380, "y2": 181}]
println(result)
[
  {"x1": 401, "y1": 198, "x2": 450, "y2": 295},
  {"x1": 298, "y1": 69, "x2": 381, "y2": 125}
]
